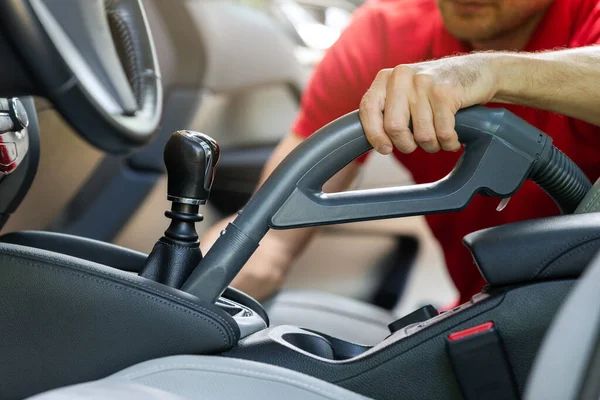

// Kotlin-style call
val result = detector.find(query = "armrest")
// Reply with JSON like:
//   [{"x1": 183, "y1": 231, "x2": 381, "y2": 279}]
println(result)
[
  {"x1": 0, "y1": 230, "x2": 267, "y2": 321},
  {"x1": 463, "y1": 213, "x2": 600, "y2": 286},
  {"x1": 0, "y1": 230, "x2": 147, "y2": 272}
]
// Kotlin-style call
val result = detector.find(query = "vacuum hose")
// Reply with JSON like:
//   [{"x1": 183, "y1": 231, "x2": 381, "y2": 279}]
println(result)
[{"x1": 530, "y1": 146, "x2": 591, "y2": 214}]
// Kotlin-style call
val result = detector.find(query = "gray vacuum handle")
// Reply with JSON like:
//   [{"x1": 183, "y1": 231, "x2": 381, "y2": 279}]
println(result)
[
  {"x1": 269, "y1": 107, "x2": 553, "y2": 228},
  {"x1": 238, "y1": 106, "x2": 551, "y2": 236},
  {"x1": 183, "y1": 106, "x2": 553, "y2": 302}
]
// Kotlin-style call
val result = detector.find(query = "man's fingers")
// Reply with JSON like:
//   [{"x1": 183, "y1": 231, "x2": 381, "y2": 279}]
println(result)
[
  {"x1": 411, "y1": 75, "x2": 440, "y2": 153},
  {"x1": 430, "y1": 84, "x2": 461, "y2": 151},
  {"x1": 360, "y1": 70, "x2": 394, "y2": 155},
  {"x1": 361, "y1": 67, "x2": 468, "y2": 155},
  {"x1": 433, "y1": 108, "x2": 460, "y2": 152},
  {"x1": 383, "y1": 67, "x2": 417, "y2": 154}
]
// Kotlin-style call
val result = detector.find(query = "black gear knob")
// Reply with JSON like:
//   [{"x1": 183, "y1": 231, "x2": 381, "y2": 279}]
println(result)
[
  {"x1": 164, "y1": 130, "x2": 220, "y2": 204},
  {"x1": 140, "y1": 131, "x2": 220, "y2": 288}
]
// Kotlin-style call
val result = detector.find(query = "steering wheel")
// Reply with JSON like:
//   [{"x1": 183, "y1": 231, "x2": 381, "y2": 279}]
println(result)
[{"x1": 0, "y1": 0, "x2": 162, "y2": 154}]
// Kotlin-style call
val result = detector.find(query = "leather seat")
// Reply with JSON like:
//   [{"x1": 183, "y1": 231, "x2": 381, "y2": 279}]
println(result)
[
  {"x1": 524, "y1": 248, "x2": 600, "y2": 399},
  {"x1": 265, "y1": 178, "x2": 600, "y2": 346},
  {"x1": 264, "y1": 290, "x2": 395, "y2": 345},
  {"x1": 28, "y1": 355, "x2": 369, "y2": 400}
]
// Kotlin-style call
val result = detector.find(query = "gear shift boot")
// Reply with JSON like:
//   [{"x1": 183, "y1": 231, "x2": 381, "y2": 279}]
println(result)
[
  {"x1": 140, "y1": 131, "x2": 220, "y2": 288},
  {"x1": 140, "y1": 236, "x2": 203, "y2": 288}
]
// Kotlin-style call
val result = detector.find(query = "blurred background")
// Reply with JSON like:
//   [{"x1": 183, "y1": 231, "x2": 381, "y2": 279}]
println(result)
[{"x1": 2, "y1": 0, "x2": 457, "y2": 316}]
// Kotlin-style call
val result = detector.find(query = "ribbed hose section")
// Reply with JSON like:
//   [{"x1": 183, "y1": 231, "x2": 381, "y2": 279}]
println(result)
[{"x1": 530, "y1": 146, "x2": 591, "y2": 214}]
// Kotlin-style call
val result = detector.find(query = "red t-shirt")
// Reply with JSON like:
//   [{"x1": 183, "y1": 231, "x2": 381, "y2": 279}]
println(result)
[{"x1": 292, "y1": 0, "x2": 600, "y2": 304}]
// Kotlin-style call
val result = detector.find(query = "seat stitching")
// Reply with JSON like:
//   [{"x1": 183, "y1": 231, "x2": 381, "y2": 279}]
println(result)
[
  {"x1": 581, "y1": 188, "x2": 600, "y2": 212},
  {"x1": 539, "y1": 240, "x2": 600, "y2": 278},
  {"x1": 5, "y1": 257, "x2": 231, "y2": 346},
  {"x1": 0, "y1": 248, "x2": 237, "y2": 339},
  {"x1": 530, "y1": 233, "x2": 600, "y2": 279}
]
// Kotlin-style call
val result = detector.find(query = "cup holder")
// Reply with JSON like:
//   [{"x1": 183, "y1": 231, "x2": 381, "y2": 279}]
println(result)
[
  {"x1": 283, "y1": 333, "x2": 335, "y2": 359},
  {"x1": 281, "y1": 331, "x2": 371, "y2": 361}
]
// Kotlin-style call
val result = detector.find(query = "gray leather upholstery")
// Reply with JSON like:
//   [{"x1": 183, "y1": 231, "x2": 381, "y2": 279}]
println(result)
[
  {"x1": 28, "y1": 382, "x2": 187, "y2": 400},
  {"x1": 265, "y1": 290, "x2": 394, "y2": 345},
  {"x1": 524, "y1": 248, "x2": 600, "y2": 400},
  {"x1": 29, "y1": 355, "x2": 370, "y2": 400},
  {"x1": 0, "y1": 243, "x2": 238, "y2": 400}
]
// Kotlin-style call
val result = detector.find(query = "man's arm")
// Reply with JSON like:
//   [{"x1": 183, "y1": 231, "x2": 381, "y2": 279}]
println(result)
[
  {"x1": 493, "y1": 47, "x2": 600, "y2": 126},
  {"x1": 359, "y1": 46, "x2": 600, "y2": 155},
  {"x1": 201, "y1": 133, "x2": 359, "y2": 300}
]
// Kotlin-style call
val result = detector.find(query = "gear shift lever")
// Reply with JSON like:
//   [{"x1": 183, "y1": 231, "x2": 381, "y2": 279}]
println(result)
[{"x1": 139, "y1": 130, "x2": 220, "y2": 288}]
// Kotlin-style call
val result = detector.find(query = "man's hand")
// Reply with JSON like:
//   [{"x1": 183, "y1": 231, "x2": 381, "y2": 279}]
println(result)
[
  {"x1": 360, "y1": 46, "x2": 600, "y2": 155},
  {"x1": 359, "y1": 53, "x2": 500, "y2": 154}
]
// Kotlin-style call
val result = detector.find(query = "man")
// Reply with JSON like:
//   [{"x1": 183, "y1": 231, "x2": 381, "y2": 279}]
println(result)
[{"x1": 202, "y1": 0, "x2": 600, "y2": 304}]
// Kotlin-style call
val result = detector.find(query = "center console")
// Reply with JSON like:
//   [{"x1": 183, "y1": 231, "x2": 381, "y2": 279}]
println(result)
[{"x1": 222, "y1": 210, "x2": 600, "y2": 399}]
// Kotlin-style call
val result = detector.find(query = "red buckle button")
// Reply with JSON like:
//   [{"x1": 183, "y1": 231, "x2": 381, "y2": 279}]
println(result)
[{"x1": 448, "y1": 322, "x2": 494, "y2": 342}]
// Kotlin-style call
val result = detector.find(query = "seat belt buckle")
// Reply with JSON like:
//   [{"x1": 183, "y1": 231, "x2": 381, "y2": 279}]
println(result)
[{"x1": 446, "y1": 321, "x2": 520, "y2": 400}]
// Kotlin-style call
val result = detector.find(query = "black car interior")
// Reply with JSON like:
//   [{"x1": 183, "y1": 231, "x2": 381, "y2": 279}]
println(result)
[
  {"x1": 0, "y1": 1, "x2": 598, "y2": 399},
  {"x1": 29, "y1": 234, "x2": 600, "y2": 400}
]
